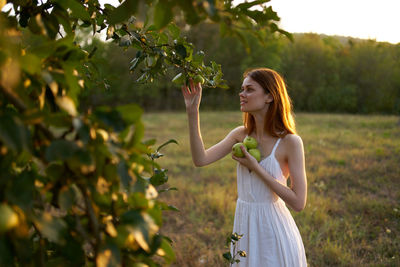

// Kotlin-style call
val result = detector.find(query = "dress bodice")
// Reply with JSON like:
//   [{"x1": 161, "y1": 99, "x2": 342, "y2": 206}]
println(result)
[{"x1": 237, "y1": 138, "x2": 286, "y2": 203}]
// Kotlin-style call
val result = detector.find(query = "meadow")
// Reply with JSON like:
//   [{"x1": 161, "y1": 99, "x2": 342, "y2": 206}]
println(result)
[{"x1": 143, "y1": 111, "x2": 400, "y2": 267}]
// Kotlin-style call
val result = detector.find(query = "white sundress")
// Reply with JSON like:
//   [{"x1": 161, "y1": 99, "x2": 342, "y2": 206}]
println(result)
[{"x1": 231, "y1": 138, "x2": 307, "y2": 267}]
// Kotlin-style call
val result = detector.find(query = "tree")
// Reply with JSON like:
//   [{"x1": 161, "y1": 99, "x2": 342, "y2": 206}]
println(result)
[{"x1": 0, "y1": 0, "x2": 288, "y2": 265}]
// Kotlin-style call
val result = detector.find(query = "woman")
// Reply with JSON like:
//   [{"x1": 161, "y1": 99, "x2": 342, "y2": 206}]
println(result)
[{"x1": 181, "y1": 68, "x2": 307, "y2": 266}]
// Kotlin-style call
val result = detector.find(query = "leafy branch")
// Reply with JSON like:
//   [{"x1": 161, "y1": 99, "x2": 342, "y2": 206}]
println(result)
[{"x1": 223, "y1": 232, "x2": 247, "y2": 266}]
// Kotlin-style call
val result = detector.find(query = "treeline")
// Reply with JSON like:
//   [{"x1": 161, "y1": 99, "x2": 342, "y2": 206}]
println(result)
[{"x1": 81, "y1": 23, "x2": 400, "y2": 114}]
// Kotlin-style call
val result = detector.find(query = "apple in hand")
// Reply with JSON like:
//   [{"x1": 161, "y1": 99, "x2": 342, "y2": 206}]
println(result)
[
  {"x1": 243, "y1": 136, "x2": 258, "y2": 149},
  {"x1": 232, "y1": 143, "x2": 246, "y2": 157},
  {"x1": 248, "y1": 148, "x2": 261, "y2": 162}
]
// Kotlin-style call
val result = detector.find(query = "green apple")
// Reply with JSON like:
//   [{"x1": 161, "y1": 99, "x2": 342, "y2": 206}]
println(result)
[
  {"x1": 0, "y1": 204, "x2": 19, "y2": 233},
  {"x1": 248, "y1": 148, "x2": 261, "y2": 162},
  {"x1": 193, "y1": 74, "x2": 205, "y2": 84},
  {"x1": 243, "y1": 136, "x2": 258, "y2": 149},
  {"x1": 232, "y1": 142, "x2": 246, "y2": 157}
]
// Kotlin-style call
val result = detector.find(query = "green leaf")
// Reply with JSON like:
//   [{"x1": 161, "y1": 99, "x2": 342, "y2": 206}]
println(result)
[
  {"x1": 128, "y1": 192, "x2": 149, "y2": 209},
  {"x1": 96, "y1": 241, "x2": 121, "y2": 267},
  {"x1": 66, "y1": 149, "x2": 92, "y2": 171},
  {"x1": 193, "y1": 50, "x2": 205, "y2": 64},
  {"x1": 58, "y1": 186, "x2": 76, "y2": 211},
  {"x1": 94, "y1": 107, "x2": 126, "y2": 132},
  {"x1": 52, "y1": 6, "x2": 73, "y2": 36},
  {"x1": 0, "y1": 112, "x2": 31, "y2": 153},
  {"x1": 42, "y1": 12, "x2": 60, "y2": 39},
  {"x1": 147, "y1": 206, "x2": 162, "y2": 226},
  {"x1": 154, "y1": 1, "x2": 173, "y2": 29},
  {"x1": 157, "y1": 32, "x2": 169, "y2": 45},
  {"x1": 108, "y1": 0, "x2": 139, "y2": 25},
  {"x1": 156, "y1": 139, "x2": 178, "y2": 152},
  {"x1": 119, "y1": 210, "x2": 151, "y2": 251},
  {"x1": 54, "y1": 0, "x2": 91, "y2": 21},
  {"x1": 236, "y1": 0, "x2": 271, "y2": 10},
  {"x1": 223, "y1": 252, "x2": 232, "y2": 261},
  {"x1": 55, "y1": 96, "x2": 78, "y2": 116},
  {"x1": 183, "y1": 43, "x2": 193, "y2": 61},
  {"x1": 175, "y1": 44, "x2": 187, "y2": 59},
  {"x1": 159, "y1": 237, "x2": 176, "y2": 264},
  {"x1": 159, "y1": 202, "x2": 179, "y2": 212},
  {"x1": 167, "y1": 23, "x2": 180, "y2": 39},
  {"x1": 6, "y1": 170, "x2": 35, "y2": 211},
  {"x1": 45, "y1": 140, "x2": 79, "y2": 162},
  {"x1": 172, "y1": 72, "x2": 186, "y2": 84},
  {"x1": 118, "y1": 161, "x2": 133, "y2": 191},
  {"x1": 158, "y1": 187, "x2": 178, "y2": 193},
  {"x1": 150, "y1": 169, "x2": 168, "y2": 187},
  {"x1": 166, "y1": 205, "x2": 179, "y2": 212},
  {"x1": 61, "y1": 62, "x2": 82, "y2": 106},
  {"x1": 27, "y1": 13, "x2": 46, "y2": 35},
  {"x1": 20, "y1": 53, "x2": 41, "y2": 75},
  {"x1": 45, "y1": 163, "x2": 66, "y2": 181},
  {"x1": 34, "y1": 211, "x2": 67, "y2": 245}
]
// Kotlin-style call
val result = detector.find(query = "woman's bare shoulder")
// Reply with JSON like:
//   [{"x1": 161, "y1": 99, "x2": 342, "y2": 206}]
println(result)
[{"x1": 282, "y1": 134, "x2": 304, "y2": 150}]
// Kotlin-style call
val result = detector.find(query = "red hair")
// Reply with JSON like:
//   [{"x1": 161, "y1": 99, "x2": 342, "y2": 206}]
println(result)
[{"x1": 243, "y1": 68, "x2": 296, "y2": 137}]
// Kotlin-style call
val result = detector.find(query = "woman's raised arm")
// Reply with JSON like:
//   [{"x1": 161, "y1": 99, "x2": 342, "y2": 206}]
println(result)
[{"x1": 182, "y1": 79, "x2": 243, "y2": 167}]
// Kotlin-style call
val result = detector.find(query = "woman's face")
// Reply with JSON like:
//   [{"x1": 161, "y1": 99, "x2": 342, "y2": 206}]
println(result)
[{"x1": 239, "y1": 76, "x2": 272, "y2": 113}]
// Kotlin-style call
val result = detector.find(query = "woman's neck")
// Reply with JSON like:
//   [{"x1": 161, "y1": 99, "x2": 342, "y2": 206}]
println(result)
[{"x1": 252, "y1": 112, "x2": 267, "y2": 140}]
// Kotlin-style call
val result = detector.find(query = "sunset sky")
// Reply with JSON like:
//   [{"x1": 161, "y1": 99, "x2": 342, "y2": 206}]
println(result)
[
  {"x1": 268, "y1": 0, "x2": 400, "y2": 44},
  {"x1": 99, "y1": 0, "x2": 400, "y2": 44},
  {"x1": 2, "y1": 0, "x2": 398, "y2": 44}
]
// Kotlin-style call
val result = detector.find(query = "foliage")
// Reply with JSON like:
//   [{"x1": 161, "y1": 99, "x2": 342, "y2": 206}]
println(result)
[
  {"x1": 0, "y1": 0, "x2": 287, "y2": 265},
  {"x1": 86, "y1": 27, "x2": 400, "y2": 114},
  {"x1": 223, "y1": 232, "x2": 246, "y2": 266}
]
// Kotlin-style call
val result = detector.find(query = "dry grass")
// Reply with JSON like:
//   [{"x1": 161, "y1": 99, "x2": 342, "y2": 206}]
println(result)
[{"x1": 143, "y1": 111, "x2": 400, "y2": 267}]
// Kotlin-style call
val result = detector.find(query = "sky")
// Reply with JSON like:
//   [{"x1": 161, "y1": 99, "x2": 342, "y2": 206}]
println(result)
[
  {"x1": 2, "y1": 0, "x2": 399, "y2": 44},
  {"x1": 268, "y1": 0, "x2": 400, "y2": 44},
  {"x1": 98, "y1": 0, "x2": 400, "y2": 44}
]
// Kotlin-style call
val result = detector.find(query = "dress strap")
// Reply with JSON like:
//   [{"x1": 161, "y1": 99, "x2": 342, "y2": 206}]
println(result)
[{"x1": 271, "y1": 138, "x2": 281, "y2": 156}]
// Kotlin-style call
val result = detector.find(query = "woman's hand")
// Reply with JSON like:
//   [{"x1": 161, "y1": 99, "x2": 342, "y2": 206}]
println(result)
[
  {"x1": 181, "y1": 78, "x2": 202, "y2": 112},
  {"x1": 232, "y1": 145, "x2": 259, "y2": 171}
]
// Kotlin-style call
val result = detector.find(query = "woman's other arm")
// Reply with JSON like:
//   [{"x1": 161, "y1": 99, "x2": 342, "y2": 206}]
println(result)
[{"x1": 233, "y1": 134, "x2": 307, "y2": 211}]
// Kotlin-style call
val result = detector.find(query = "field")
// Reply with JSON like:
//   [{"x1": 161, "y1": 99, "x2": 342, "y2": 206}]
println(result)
[{"x1": 143, "y1": 111, "x2": 400, "y2": 267}]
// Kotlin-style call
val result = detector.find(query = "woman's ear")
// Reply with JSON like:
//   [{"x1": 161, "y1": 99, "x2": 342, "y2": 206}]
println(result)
[{"x1": 265, "y1": 93, "x2": 273, "y2": 104}]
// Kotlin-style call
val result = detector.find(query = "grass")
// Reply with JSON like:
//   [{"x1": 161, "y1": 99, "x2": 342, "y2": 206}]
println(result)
[{"x1": 143, "y1": 111, "x2": 400, "y2": 267}]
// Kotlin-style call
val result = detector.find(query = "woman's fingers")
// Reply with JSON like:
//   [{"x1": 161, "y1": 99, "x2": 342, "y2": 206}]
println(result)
[
  {"x1": 195, "y1": 81, "x2": 202, "y2": 93},
  {"x1": 189, "y1": 78, "x2": 195, "y2": 91},
  {"x1": 240, "y1": 145, "x2": 249, "y2": 157},
  {"x1": 181, "y1": 85, "x2": 189, "y2": 96}
]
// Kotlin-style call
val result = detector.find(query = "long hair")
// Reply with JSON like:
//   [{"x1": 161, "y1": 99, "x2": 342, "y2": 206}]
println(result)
[{"x1": 243, "y1": 68, "x2": 296, "y2": 137}]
